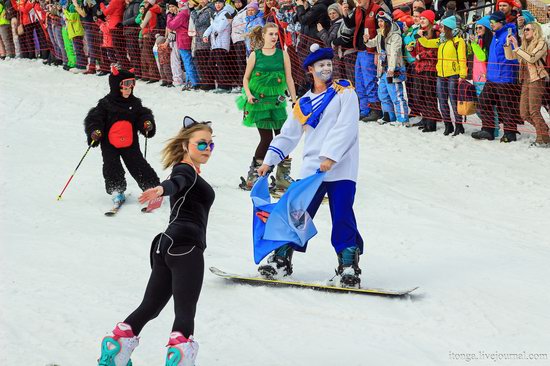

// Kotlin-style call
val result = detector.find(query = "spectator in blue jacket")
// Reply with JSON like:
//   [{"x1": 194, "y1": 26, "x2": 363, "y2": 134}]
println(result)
[{"x1": 471, "y1": 11, "x2": 521, "y2": 143}]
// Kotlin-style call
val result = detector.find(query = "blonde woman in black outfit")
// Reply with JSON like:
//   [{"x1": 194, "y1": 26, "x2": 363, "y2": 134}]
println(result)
[{"x1": 96, "y1": 117, "x2": 215, "y2": 366}]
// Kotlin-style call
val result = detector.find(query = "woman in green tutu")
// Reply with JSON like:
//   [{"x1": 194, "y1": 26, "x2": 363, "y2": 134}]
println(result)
[{"x1": 237, "y1": 22, "x2": 297, "y2": 191}]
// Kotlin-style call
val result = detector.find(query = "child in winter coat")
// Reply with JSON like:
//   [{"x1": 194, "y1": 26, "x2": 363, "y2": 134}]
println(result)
[
  {"x1": 365, "y1": 11, "x2": 409, "y2": 124},
  {"x1": 154, "y1": 34, "x2": 174, "y2": 86},
  {"x1": 96, "y1": 17, "x2": 115, "y2": 73},
  {"x1": 84, "y1": 66, "x2": 160, "y2": 205},
  {"x1": 64, "y1": 0, "x2": 86, "y2": 71}
]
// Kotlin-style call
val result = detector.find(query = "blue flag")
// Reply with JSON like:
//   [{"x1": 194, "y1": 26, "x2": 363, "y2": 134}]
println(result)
[{"x1": 251, "y1": 172, "x2": 326, "y2": 264}]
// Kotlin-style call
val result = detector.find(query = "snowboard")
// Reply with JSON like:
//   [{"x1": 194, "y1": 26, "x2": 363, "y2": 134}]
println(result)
[{"x1": 209, "y1": 267, "x2": 418, "y2": 297}]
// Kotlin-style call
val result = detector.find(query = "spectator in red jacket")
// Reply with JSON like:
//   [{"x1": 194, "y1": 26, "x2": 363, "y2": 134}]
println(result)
[
  {"x1": 99, "y1": 0, "x2": 125, "y2": 65},
  {"x1": 11, "y1": 0, "x2": 48, "y2": 59},
  {"x1": 140, "y1": 0, "x2": 162, "y2": 81}
]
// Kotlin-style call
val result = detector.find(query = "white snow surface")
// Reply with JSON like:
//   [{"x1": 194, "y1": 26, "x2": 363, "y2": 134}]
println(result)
[{"x1": 1, "y1": 60, "x2": 550, "y2": 366}]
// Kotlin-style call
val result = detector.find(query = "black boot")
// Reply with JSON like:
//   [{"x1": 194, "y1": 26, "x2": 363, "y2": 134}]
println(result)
[
  {"x1": 472, "y1": 127, "x2": 495, "y2": 141},
  {"x1": 500, "y1": 131, "x2": 517, "y2": 143},
  {"x1": 422, "y1": 119, "x2": 437, "y2": 132},
  {"x1": 443, "y1": 122, "x2": 454, "y2": 136},
  {"x1": 452, "y1": 123, "x2": 465, "y2": 136}
]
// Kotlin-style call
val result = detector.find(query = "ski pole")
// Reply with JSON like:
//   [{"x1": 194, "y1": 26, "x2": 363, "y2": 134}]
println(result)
[
  {"x1": 144, "y1": 132, "x2": 148, "y2": 159},
  {"x1": 57, "y1": 144, "x2": 93, "y2": 200}
]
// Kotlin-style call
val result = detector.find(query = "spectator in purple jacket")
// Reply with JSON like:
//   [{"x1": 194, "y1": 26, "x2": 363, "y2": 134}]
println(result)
[{"x1": 167, "y1": 0, "x2": 200, "y2": 89}]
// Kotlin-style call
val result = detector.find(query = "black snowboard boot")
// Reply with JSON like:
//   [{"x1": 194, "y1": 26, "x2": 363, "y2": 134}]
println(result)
[
  {"x1": 258, "y1": 244, "x2": 294, "y2": 279},
  {"x1": 336, "y1": 247, "x2": 361, "y2": 288}
]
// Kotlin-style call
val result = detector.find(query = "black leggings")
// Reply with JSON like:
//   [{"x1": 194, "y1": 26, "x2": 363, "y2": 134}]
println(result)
[
  {"x1": 124, "y1": 236, "x2": 204, "y2": 338},
  {"x1": 255, "y1": 128, "x2": 281, "y2": 160}
]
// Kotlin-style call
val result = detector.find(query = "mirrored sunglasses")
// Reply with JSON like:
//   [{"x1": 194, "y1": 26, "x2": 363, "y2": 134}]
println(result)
[
  {"x1": 120, "y1": 78, "x2": 136, "y2": 88},
  {"x1": 193, "y1": 141, "x2": 215, "y2": 152}
]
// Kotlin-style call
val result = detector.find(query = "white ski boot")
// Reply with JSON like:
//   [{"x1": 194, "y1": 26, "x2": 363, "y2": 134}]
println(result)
[
  {"x1": 165, "y1": 332, "x2": 199, "y2": 366},
  {"x1": 98, "y1": 322, "x2": 139, "y2": 366}
]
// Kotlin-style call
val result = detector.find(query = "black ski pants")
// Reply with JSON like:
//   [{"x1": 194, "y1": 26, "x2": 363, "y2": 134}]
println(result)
[
  {"x1": 100, "y1": 141, "x2": 159, "y2": 194},
  {"x1": 124, "y1": 235, "x2": 204, "y2": 338}
]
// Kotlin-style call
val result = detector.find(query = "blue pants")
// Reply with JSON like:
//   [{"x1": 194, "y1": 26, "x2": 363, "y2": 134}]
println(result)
[
  {"x1": 355, "y1": 51, "x2": 379, "y2": 116},
  {"x1": 378, "y1": 72, "x2": 409, "y2": 123},
  {"x1": 291, "y1": 180, "x2": 363, "y2": 255},
  {"x1": 436, "y1": 75, "x2": 459, "y2": 123},
  {"x1": 179, "y1": 49, "x2": 199, "y2": 87}
]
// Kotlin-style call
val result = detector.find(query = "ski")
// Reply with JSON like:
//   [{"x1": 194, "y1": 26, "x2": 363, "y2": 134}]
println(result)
[
  {"x1": 105, "y1": 200, "x2": 124, "y2": 216},
  {"x1": 209, "y1": 267, "x2": 418, "y2": 297}
]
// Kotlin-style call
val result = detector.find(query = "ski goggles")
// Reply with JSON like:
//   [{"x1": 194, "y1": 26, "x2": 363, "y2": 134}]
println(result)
[
  {"x1": 120, "y1": 78, "x2": 136, "y2": 88},
  {"x1": 183, "y1": 115, "x2": 212, "y2": 129},
  {"x1": 192, "y1": 140, "x2": 215, "y2": 152}
]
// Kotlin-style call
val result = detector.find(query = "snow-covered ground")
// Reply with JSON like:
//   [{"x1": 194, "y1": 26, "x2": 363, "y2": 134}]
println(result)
[{"x1": 1, "y1": 60, "x2": 550, "y2": 366}]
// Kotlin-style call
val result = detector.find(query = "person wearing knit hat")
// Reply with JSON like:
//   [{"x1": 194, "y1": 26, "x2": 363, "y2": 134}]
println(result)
[
  {"x1": 327, "y1": 3, "x2": 341, "y2": 17},
  {"x1": 472, "y1": 8, "x2": 521, "y2": 142},
  {"x1": 317, "y1": 4, "x2": 343, "y2": 54},
  {"x1": 83, "y1": 64, "x2": 160, "y2": 209},
  {"x1": 365, "y1": 10, "x2": 410, "y2": 124},
  {"x1": 489, "y1": 11, "x2": 506, "y2": 24},
  {"x1": 418, "y1": 13, "x2": 467, "y2": 136},
  {"x1": 469, "y1": 15, "x2": 499, "y2": 138},
  {"x1": 406, "y1": 8, "x2": 442, "y2": 132},
  {"x1": 441, "y1": 15, "x2": 457, "y2": 30},
  {"x1": 254, "y1": 42, "x2": 364, "y2": 287},
  {"x1": 496, "y1": 0, "x2": 520, "y2": 23},
  {"x1": 419, "y1": 9, "x2": 435, "y2": 24}
]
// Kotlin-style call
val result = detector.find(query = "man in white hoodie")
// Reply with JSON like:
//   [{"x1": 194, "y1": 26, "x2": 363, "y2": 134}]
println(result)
[{"x1": 256, "y1": 44, "x2": 364, "y2": 288}]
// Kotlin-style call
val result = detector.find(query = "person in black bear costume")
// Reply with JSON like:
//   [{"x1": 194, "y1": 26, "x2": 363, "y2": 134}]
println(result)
[{"x1": 84, "y1": 65, "x2": 160, "y2": 204}]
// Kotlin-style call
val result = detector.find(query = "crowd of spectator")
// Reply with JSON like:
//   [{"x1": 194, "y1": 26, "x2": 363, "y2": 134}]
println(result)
[{"x1": 0, "y1": 0, "x2": 549, "y2": 145}]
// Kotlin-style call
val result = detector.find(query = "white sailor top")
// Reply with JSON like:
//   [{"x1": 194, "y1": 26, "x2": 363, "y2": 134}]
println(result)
[{"x1": 263, "y1": 81, "x2": 360, "y2": 182}]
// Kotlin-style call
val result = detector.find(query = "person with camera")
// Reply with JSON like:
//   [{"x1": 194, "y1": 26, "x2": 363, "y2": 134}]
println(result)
[
  {"x1": 471, "y1": 11, "x2": 521, "y2": 142},
  {"x1": 236, "y1": 22, "x2": 297, "y2": 193},
  {"x1": 84, "y1": 66, "x2": 160, "y2": 205},
  {"x1": 505, "y1": 22, "x2": 549, "y2": 147},
  {"x1": 364, "y1": 10, "x2": 409, "y2": 125}
]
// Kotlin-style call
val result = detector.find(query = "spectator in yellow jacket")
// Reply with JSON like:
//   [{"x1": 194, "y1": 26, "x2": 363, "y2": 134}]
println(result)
[{"x1": 418, "y1": 15, "x2": 467, "y2": 136}]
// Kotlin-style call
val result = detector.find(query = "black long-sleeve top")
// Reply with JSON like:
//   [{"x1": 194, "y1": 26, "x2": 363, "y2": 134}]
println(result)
[{"x1": 160, "y1": 163, "x2": 215, "y2": 249}]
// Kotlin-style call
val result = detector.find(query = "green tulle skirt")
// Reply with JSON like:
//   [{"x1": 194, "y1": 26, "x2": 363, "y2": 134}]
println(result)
[{"x1": 236, "y1": 70, "x2": 288, "y2": 130}]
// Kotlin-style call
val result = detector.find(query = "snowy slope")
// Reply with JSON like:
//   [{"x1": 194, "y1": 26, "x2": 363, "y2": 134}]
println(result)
[{"x1": 1, "y1": 60, "x2": 550, "y2": 366}]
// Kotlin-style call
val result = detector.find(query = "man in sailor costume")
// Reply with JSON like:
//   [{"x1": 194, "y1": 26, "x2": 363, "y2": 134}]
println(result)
[{"x1": 256, "y1": 43, "x2": 364, "y2": 287}]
